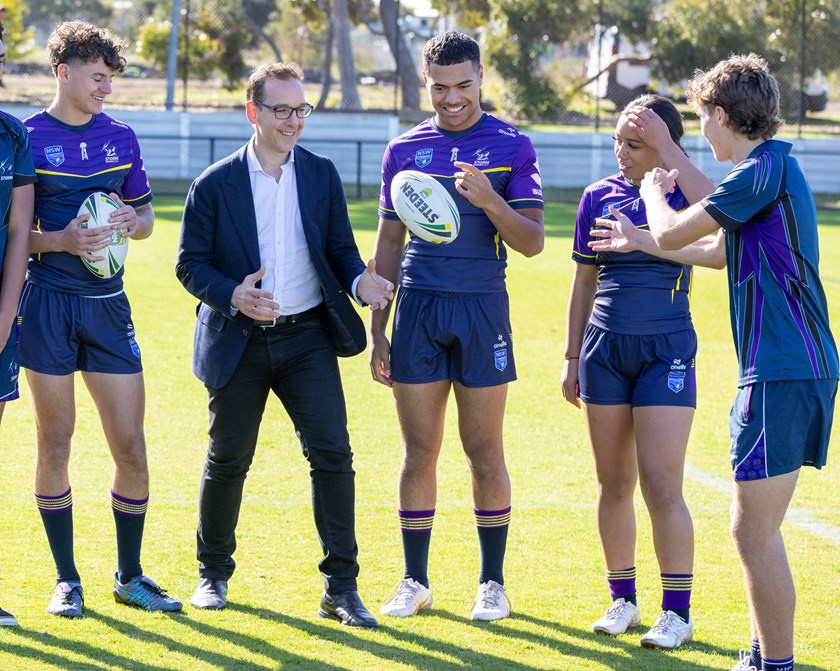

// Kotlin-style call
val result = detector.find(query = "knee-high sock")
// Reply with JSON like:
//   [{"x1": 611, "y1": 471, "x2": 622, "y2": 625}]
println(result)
[
  {"x1": 112, "y1": 490, "x2": 148, "y2": 583},
  {"x1": 36, "y1": 488, "x2": 79, "y2": 584},
  {"x1": 475, "y1": 507, "x2": 511, "y2": 585},
  {"x1": 400, "y1": 509, "x2": 434, "y2": 588}
]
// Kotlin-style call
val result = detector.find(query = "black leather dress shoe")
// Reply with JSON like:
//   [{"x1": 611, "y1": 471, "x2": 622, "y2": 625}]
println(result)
[{"x1": 318, "y1": 591, "x2": 379, "y2": 628}]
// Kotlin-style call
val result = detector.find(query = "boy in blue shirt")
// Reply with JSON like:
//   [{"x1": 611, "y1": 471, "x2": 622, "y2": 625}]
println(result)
[{"x1": 636, "y1": 54, "x2": 837, "y2": 671}]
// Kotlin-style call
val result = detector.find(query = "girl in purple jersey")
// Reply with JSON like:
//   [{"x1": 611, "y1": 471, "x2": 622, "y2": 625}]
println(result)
[{"x1": 563, "y1": 95, "x2": 723, "y2": 649}]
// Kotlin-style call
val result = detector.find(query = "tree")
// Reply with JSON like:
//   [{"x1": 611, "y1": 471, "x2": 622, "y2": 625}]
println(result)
[
  {"x1": 379, "y1": 0, "x2": 422, "y2": 111},
  {"x1": 137, "y1": 1, "x2": 248, "y2": 90},
  {"x1": 22, "y1": 0, "x2": 113, "y2": 40},
  {"x1": 1, "y1": 0, "x2": 34, "y2": 61},
  {"x1": 436, "y1": 0, "x2": 590, "y2": 119},
  {"x1": 649, "y1": 0, "x2": 840, "y2": 115},
  {"x1": 333, "y1": 0, "x2": 362, "y2": 109},
  {"x1": 291, "y1": 0, "x2": 369, "y2": 110}
]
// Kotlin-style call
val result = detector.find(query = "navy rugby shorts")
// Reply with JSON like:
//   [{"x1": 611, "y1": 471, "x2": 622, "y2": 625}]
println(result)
[
  {"x1": 730, "y1": 378, "x2": 836, "y2": 481},
  {"x1": 19, "y1": 282, "x2": 143, "y2": 375},
  {"x1": 579, "y1": 324, "x2": 697, "y2": 407},
  {"x1": 390, "y1": 287, "x2": 516, "y2": 387}
]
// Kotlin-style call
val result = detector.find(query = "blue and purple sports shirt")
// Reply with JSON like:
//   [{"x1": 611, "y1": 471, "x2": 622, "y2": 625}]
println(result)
[
  {"x1": 703, "y1": 139, "x2": 838, "y2": 385},
  {"x1": 379, "y1": 113, "x2": 543, "y2": 293},
  {"x1": 24, "y1": 111, "x2": 152, "y2": 296},
  {"x1": 573, "y1": 174, "x2": 693, "y2": 335}
]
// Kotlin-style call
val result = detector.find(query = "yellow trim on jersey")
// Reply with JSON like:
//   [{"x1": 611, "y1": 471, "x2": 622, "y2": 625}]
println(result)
[
  {"x1": 508, "y1": 197, "x2": 543, "y2": 205},
  {"x1": 124, "y1": 189, "x2": 152, "y2": 204},
  {"x1": 35, "y1": 163, "x2": 133, "y2": 179}
]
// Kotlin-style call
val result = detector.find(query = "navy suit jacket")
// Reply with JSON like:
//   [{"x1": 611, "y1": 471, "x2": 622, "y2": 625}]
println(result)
[{"x1": 176, "y1": 143, "x2": 367, "y2": 389}]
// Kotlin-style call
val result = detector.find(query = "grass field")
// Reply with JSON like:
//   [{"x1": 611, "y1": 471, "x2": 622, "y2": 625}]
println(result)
[{"x1": 0, "y1": 198, "x2": 838, "y2": 671}]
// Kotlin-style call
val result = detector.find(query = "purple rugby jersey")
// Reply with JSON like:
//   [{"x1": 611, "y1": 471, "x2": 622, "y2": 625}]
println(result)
[
  {"x1": 379, "y1": 113, "x2": 543, "y2": 293},
  {"x1": 573, "y1": 173, "x2": 693, "y2": 336},
  {"x1": 24, "y1": 111, "x2": 152, "y2": 296}
]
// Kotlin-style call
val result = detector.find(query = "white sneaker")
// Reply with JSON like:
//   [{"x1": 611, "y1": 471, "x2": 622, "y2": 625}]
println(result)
[
  {"x1": 640, "y1": 610, "x2": 693, "y2": 649},
  {"x1": 380, "y1": 579, "x2": 433, "y2": 617},
  {"x1": 592, "y1": 598, "x2": 642, "y2": 635},
  {"x1": 470, "y1": 580, "x2": 511, "y2": 621},
  {"x1": 731, "y1": 649, "x2": 759, "y2": 671}
]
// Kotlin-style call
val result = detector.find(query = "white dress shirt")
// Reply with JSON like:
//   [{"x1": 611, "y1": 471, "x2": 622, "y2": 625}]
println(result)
[{"x1": 246, "y1": 141, "x2": 323, "y2": 316}]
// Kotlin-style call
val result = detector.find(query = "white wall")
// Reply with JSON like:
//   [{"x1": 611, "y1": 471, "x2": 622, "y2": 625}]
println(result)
[{"x1": 5, "y1": 105, "x2": 839, "y2": 193}]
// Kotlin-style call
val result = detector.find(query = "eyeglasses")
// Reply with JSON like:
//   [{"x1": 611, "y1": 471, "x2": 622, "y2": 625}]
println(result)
[{"x1": 253, "y1": 102, "x2": 314, "y2": 119}]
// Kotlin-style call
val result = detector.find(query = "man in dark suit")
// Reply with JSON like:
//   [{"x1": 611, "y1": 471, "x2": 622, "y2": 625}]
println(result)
[{"x1": 176, "y1": 61, "x2": 393, "y2": 628}]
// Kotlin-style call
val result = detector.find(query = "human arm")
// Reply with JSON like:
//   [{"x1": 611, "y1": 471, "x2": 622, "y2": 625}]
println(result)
[
  {"x1": 588, "y1": 205, "x2": 726, "y2": 269},
  {"x1": 640, "y1": 168, "x2": 722, "y2": 250},
  {"x1": 176, "y1": 174, "x2": 278, "y2": 320},
  {"x1": 453, "y1": 160, "x2": 544, "y2": 257},
  {"x1": 0, "y1": 183, "x2": 34, "y2": 345},
  {"x1": 626, "y1": 108, "x2": 714, "y2": 204},
  {"x1": 561, "y1": 262, "x2": 597, "y2": 409},
  {"x1": 368, "y1": 217, "x2": 406, "y2": 387}
]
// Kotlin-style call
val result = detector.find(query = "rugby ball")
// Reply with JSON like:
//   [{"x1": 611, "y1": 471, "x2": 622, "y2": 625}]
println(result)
[
  {"x1": 77, "y1": 192, "x2": 128, "y2": 279},
  {"x1": 390, "y1": 170, "x2": 460, "y2": 244}
]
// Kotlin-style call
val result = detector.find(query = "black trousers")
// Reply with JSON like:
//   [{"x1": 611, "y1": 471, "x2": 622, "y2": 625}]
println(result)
[{"x1": 197, "y1": 307, "x2": 359, "y2": 593}]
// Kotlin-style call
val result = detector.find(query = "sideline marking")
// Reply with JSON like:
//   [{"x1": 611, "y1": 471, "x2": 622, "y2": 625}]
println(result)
[{"x1": 684, "y1": 463, "x2": 840, "y2": 546}]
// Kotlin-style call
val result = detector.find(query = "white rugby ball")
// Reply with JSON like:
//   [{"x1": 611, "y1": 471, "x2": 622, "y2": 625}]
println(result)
[
  {"x1": 77, "y1": 192, "x2": 128, "y2": 279},
  {"x1": 390, "y1": 170, "x2": 460, "y2": 244}
]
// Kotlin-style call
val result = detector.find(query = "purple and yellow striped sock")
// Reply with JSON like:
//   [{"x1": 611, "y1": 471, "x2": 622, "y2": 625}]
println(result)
[
  {"x1": 607, "y1": 567, "x2": 637, "y2": 605},
  {"x1": 475, "y1": 506, "x2": 511, "y2": 585},
  {"x1": 399, "y1": 509, "x2": 434, "y2": 588},
  {"x1": 112, "y1": 490, "x2": 148, "y2": 584},
  {"x1": 36, "y1": 488, "x2": 79, "y2": 584},
  {"x1": 661, "y1": 572, "x2": 692, "y2": 622}
]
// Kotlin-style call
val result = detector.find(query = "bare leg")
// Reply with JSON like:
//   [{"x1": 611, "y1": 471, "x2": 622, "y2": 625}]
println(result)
[
  {"x1": 28, "y1": 370, "x2": 76, "y2": 496},
  {"x1": 731, "y1": 471, "x2": 799, "y2": 661},
  {"x1": 584, "y1": 403, "x2": 637, "y2": 570},
  {"x1": 82, "y1": 371, "x2": 149, "y2": 499},
  {"x1": 453, "y1": 382, "x2": 510, "y2": 510},
  {"x1": 392, "y1": 380, "x2": 451, "y2": 511},
  {"x1": 634, "y1": 405, "x2": 695, "y2": 575}
]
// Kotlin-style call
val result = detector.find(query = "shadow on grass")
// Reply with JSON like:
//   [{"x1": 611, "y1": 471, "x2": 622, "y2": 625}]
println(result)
[{"x1": 1, "y1": 603, "x2": 833, "y2": 671}]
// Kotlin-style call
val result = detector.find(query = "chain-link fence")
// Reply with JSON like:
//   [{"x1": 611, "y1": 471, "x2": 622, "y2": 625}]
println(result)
[{"x1": 2, "y1": 0, "x2": 839, "y2": 134}]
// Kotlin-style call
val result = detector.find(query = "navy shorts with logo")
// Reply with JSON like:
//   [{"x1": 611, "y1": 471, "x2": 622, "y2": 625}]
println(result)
[
  {"x1": 579, "y1": 324, "x2": 697, "y2": 407},
  {"x1": 0, "y1": 321, "x2": 21, "y2": 402},
  {"x1": 19, "y1": 282, "x2": 143, "y2": 375},
  {"x1": 730, "y1": 378, "x2": 836, "y2": 481},
  {"x1": 390, "y1": 287, "x2": 516, "y2": 387}
]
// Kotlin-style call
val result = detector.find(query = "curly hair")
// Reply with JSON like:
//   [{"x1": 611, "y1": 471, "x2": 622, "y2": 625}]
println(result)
[
  {"x1": 686, "y1": 53, "x2": 783, "y2": 140},
  {"x1": 422, "y1": 31, "x2": 480, "y2": 73},
  {"x1": 47, "y1": 21, "x2": 126, "y2": 75},
  {"x1": 247, "y1": 62, "x2": 304, "y2": 103}
]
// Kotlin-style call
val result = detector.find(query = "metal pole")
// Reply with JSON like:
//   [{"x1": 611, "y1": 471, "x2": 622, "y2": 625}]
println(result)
[
  {"x1": 798, "y1": 0, "x2": 807, "y2": 137},
  {"x1": 394, "y1": 0, "x2": 400, "y2": 113},
  {"x1": 356, "y1": 141, "x2": 363, "y2": 200},
  {"x1": 182, "y1": 0, "x2": 191, "y2": 111},
  {"x1": 165, "y1": 0, "x2": 181, "y2": 111},
  {"x1": 594, "y1": 0, "x2": 603, "y2": 132}
]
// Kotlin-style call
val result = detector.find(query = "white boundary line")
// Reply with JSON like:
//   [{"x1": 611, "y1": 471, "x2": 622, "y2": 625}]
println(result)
[{"x1": 684, "y1": 462, "x2": 840, "y2": 546}]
